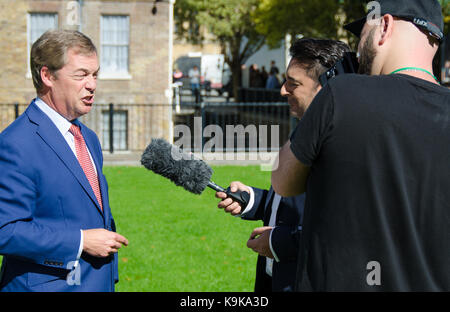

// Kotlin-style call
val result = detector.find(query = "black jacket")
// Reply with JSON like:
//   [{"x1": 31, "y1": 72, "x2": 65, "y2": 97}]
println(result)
[{"x1": 241, "y1": 187, "x2": 305, "y2": 292}]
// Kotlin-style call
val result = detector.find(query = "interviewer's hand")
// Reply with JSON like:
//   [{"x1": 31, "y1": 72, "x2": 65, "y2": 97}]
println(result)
[
  {"x1": 82, "y1": 229, "x2": 129, "y2": 258},
  {"x1": 247, "y1": 226, "x2": 274, "y2": 258},
  {"x1": 215, "y1": 181, "x2": 251, "y2": 215}
]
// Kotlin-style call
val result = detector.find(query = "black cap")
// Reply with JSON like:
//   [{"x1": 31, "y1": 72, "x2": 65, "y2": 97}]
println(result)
[{"x1": 344, "y1": 0, "x2": 444, "y2": 41}]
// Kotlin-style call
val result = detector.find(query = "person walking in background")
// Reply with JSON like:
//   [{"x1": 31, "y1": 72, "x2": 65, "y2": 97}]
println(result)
[
  {"x1": 188, "y1": 65, "x2": 201, "y2": 103},
  {"x1": 0, "y1": 30, "x2": 128, "y2": 292},
  {"x1": 270, "y1": 60, "x2": 279, "y2": 76},
  {"x1": 249, "y1": 64, "x2": 264, "y2": 88},
  {"x1": 260, "y1": 66, "x2": 269, "y2": 87},
  {"x1": 173, "y1": 68, "x2": 183, "y2": 83},
  {"x1": 265, "y1": 68, "x2": 281, "y2": 89},
  {"x1": 443, "y1": 60, "x2": 450, "y2": 84}
]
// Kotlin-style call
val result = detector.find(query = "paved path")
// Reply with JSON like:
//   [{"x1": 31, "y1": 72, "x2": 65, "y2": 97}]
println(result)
[{"x1": 103, "y1": 151, "x2": 278, "y2": 169}]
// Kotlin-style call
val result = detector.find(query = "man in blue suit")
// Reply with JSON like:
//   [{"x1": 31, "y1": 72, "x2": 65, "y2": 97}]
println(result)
[
  {"x1": 0, "y1": 30, "x2": 128, "y2": 292},
  {"x1": 216, "y1": 38, "x2": 350, "y2": 292}
]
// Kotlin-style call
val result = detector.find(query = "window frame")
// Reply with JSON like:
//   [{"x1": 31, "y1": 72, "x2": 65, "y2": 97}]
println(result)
[
  {"x1": 26, "y1": 12, "x2": 59, "y2": 78},
  {"x1": 99, "y1": 14, "x2": 131, "y2": 80},
  {"x1": 102, "y1": 109, "x2": 129, "y2": 151}
]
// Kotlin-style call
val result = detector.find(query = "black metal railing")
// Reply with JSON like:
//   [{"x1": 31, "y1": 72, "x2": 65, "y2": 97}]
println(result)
[
  {"x1": 173, "y1": 101, "x2": 295, "y2": 152},
  {"x1": 1, "y1": 101, "x2": 295, "y2": 153},
  {"x1": 237, "y1": 87, "x2": 286, "y2": 103}
]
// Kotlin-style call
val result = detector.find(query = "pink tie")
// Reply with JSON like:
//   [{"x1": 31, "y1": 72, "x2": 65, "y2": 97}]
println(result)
[{"x1": 69, "y1": 124, "x2": 103, "y2": 211}]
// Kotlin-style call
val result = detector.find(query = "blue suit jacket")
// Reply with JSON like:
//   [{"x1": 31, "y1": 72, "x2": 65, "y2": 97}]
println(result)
[
  {"x1": 0, "y1": 99, "x2": 118, "y2": 292},
  {"x1": 241, "y1": 187, "x2": 304, "y2": 292}
]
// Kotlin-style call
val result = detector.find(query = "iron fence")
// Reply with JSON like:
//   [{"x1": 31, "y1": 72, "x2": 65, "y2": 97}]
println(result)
[
  {"x1": 0, "y1": 101, "x2": 295, "y2": 153},
  {"x1": 174, "y1": 101, "x2": 295, "y2": 152}
]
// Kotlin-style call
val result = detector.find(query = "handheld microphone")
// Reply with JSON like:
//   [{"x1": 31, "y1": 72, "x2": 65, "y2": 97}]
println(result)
[{"x1": 141, "y1": 138, "x2": 250, "y2": 206}]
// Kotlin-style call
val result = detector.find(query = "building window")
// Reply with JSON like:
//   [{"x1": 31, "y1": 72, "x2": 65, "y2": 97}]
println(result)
[
  {"x1": 102, "y1": 110, "x2": 128, "y2": 151},
  {"x1": 27, "y1": 13, "x2": 58, "y2": 73},
  {"x1": 100, "y1": 15, "x2": 130, "y2": 76}
]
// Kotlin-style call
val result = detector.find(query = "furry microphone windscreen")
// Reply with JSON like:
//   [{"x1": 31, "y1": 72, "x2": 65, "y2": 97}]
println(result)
[{"x1": 141, "y1": 138, "x2": 213, "y2": 194}]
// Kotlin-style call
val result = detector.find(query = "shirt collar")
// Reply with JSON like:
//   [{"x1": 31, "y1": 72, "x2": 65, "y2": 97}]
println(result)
[{"x1": 35, "y1": 97, "x2": 74, "y2": 136}]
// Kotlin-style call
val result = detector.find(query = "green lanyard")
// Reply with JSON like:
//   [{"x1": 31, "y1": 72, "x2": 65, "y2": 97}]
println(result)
[{"x1": 389, "y1": 67, "x2": 439, "y2": 83}]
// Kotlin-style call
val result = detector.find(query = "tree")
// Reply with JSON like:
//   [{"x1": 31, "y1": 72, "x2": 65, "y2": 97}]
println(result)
[
  {"x1": 254, "y1": 0, "x2": 448, "y2": 50},
  {"x1": 253, "y1": 0, "x2": 341, "y2": 48},
  {"x1": 174, "y1": 0, "x2": 265, "y2": 101},
  {"x1": 340, "y1": 0, "x2": 367, "y2": 49},
  {"x1": 175, "y1": 0, "x2": 449, "y2": 98},
  {"x1": 440, "y1": 0, "x2": 449, "y2": 35},
  {"x1": 253, "y1": 0, "x2": 366, "y2": 50}
]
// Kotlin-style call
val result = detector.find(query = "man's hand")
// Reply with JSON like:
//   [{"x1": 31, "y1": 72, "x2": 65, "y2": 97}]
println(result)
[
  {"x1": 215, "y1": 181, "x2": 251, "y2": 215},
  {"x1": 247, "y1": 226, "x2": 274, "y2": 258},
  {"x1": 82, "y1": 229, "x2": 129, "y2": 258}
]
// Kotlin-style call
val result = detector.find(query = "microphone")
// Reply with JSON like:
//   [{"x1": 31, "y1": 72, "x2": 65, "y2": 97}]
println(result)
[{"x1": 140, "y1": 138, "x2": 250, "y2": 206}]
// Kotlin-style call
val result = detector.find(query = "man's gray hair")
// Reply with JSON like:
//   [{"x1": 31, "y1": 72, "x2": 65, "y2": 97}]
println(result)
[{"x1": 30, "y1": 29, "x2": 97, "y2": 94}]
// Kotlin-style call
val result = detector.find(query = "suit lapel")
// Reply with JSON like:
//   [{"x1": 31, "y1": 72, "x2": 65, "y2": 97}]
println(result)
[
  {"x1": 265, "y1": 187, "x2": 275, "y2": 211},
  {"x1": 26, "y1": 101, "x2": 104, "y2": 218},
  {"x1": 263, "y1": 187, "x2": 275, "y2": 224}
]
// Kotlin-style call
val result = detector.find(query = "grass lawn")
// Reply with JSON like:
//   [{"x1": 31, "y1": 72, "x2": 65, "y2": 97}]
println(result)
[
  {"x1": 105, "y1": 165, "x2": 270, "y2": 292},
  {"x1": 0, "y1": 165, "x2": 270, "y2": 291}
]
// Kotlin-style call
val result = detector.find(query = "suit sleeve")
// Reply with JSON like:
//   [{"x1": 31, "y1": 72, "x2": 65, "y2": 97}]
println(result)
[
  {"x1": 270, "y1": 193, "x2": 305, "y2": 262},
  {"x1": 240, "y1": 187, "x2": 268, "y2": 221},
  {"x1": 270, "y1": 225, "x2": 302, "y2": 262},
  {"x1": 0, "y1": 139, "x2": 81, "y2": 268}
]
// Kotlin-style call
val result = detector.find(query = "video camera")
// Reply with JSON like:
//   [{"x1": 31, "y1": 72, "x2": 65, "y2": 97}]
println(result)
[{"x1": 319, "y1": 52, "x2": 359, "y2": 87}]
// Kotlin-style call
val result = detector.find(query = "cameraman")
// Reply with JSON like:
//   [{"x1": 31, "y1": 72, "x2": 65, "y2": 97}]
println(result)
[{"x1": 272, "y1": 0, "x2": 450, "y2": 291}]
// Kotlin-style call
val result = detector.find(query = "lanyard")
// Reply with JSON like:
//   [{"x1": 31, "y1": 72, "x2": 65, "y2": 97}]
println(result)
[{"x1": 389, "y1": 67, "x2": 439, "y2": 83}]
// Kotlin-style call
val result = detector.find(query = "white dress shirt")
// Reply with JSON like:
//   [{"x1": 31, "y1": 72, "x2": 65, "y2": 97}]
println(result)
[
  {"x1": 240, "y1": 188, "x2": 280, "y2": 277},
  {"x1": 35, "y1": 97, "x2": 98, "y2": 267}
]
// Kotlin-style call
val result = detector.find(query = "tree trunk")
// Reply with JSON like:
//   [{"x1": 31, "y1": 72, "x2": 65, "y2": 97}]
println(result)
[{"x1": 231, "y1": 61, "x2": 242, "y2": 102}]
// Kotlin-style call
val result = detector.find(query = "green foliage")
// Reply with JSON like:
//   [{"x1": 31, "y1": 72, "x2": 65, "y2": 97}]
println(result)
[
  {"x1": 254, "y1": 0, "x2": 448, "y2": 50},
  {"x1": 175, "y1": 0, "x2": 266, "y2": 100},
  {"x1": 340, "y1": 0, "x2": 367, "y2": 49},
  {"x1": 441, "y1": 0, "x2": 449, "y2": 35},
  {"x1": 194, "y1": 0, "x2": 264, "y2": 64},
  {"x1": 174, "y1": 0, "x2": 204, "y2": 45},
  {"x1": 175, "y1": 0, "x2": 262, "y2": 48},
  {"x1": 253, "y1": 0, "x2": 342, "y2": 49},
  {"x1": 253, "y1": 0, "x2": 366, "y2": 50},
  {"x1": 176, "y1": 0, "x2": 449, "y2": 52}
]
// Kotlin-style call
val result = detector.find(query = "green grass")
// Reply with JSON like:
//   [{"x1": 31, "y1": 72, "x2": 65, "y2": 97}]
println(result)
[
  {"x1": 105, "y1": 165, "x2": 270, "y2": 292},
  {"x1": 0, "y1": 166, "x2": 270, "y2": 291}
]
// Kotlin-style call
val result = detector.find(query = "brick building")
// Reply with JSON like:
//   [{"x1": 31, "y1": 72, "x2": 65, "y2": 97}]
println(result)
[{"x1": 0, "y1": 0, "x2": 174, "y2": 153}]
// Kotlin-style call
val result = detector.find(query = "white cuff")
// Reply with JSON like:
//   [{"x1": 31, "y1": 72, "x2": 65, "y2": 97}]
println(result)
[
  {"x1": 269, "y1": 227, "x2": 280, "y2": 262},
  {"x1": 236, "y1": 187, "x2": 255, "y2": 217},
  {"x1": 74, "y1": 230, "x2": 83, "y2": 268}
]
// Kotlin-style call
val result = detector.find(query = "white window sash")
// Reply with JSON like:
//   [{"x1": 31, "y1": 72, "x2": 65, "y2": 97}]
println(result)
[
  {"x1": 100, "y1": 15, "x2": 130, "y2": 75},
  {"x1": 27, "y1": 13, "x2": 58, "y2": 77}
]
